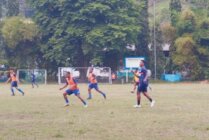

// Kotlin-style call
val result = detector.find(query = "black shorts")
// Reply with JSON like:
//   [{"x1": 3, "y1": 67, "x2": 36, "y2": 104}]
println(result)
[
  {"x1": 135, "y1": 81, "x2": 139, "y2": 85},
  {"x1": 11, "y1": 81, "x2": 18, "y2": 87},
  {"x1": 137, "y1": 83, "x2": 148, "y2": 93}
]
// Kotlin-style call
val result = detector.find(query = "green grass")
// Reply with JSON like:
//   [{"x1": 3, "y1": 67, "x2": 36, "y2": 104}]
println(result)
[{"x1": 0, "y1": 83, "x2": 209, "y2": 140}]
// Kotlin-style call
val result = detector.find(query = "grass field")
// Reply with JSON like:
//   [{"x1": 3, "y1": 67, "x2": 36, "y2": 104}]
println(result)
[{"x1": 0, "y1": 83, "x2": 209, "y2": 140}]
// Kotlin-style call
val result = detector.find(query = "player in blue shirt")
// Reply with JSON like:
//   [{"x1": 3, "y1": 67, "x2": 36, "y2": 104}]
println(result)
[
  {"x1": 133, "y1": 60, "x2": 155, "y2": 108},
  {"x1": 31, "y1": 72, "x2": 39, "y2": 88}
]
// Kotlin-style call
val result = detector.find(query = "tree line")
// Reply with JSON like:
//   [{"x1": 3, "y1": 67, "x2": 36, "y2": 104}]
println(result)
[{"x1": 0, "y1": 0, "x2": 208, "y2": 80}]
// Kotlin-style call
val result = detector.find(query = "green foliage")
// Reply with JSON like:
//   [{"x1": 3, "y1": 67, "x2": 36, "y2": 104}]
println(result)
[
  {"x1": 29, "y1": 0, "x2": 144, "y2": 69},
  {"x1": 160, "y1": 22, "x2": 176, "y2": 43},
  {"x1": 1, "y1": 17, "x2": 38, "y2": 48},
  {"x1": 1, "y1": 16, "x2": 40, "y2": 68},
  {"x1": 173, "y1": 36, "x2": 202, "y2": 80},
  {"x1": 136, "y1": 0, "x2": 150, "y2": 62},
  {"x1": 149, "y1": 22, "x2": 167, "y2": 77},
  {"x1": 6, "y1": 0, "x2": 19, "y2": 17},
  {"x1": 169, "y1": 0, "x2": 182, "y2": 26},
  {"x1": 168, "y1": 6, "x2": 209, "y2": 80},
  {"x1": 195, "y1": 18, "x2": 209, "y2": 79},
  {"x1": 0, "y1": 0, "x2": 19, "y2": 17},
  {"x1": 189, "y1": 0, "x2": 209, "y2": 9}
]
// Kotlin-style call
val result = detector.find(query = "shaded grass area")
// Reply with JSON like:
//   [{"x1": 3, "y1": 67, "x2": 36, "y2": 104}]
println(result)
[{"x1": 0, "y1": 83, "x2": 209, "y2": 140}]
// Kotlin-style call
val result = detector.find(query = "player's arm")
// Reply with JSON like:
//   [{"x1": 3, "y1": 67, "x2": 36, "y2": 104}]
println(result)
[
  {"x1": 132, "y1": 71, "x2": 140, "y2": 78},
  {"x1": 143, "y1": 70, "x2": 148, "y2": 82},
  {"x1": 59, "y1": 83, "x2": 68, "y2": 90},
  {"x1": 6, "y1": 77, "x2": 11, "y2": 83}
]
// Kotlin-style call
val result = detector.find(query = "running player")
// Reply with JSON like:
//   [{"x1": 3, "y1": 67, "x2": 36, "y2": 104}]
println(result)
[
  {"x1": 131, "y1": 68, "x2": 140, "y2": 93},
  {"x1": 87, "y1": 68, "x2": 106, "y2": 100},
  {"x1": 59, "y1": 72, "x2": 87, "y2": 107},
  {"x1": 133, "y1": 60, "x2": 155, "y2": 108},
  {"x1": 31, "y1": 72, "x2": 39, "y2": 88},
  {"x1": 6, "y1": 69, "x2": 25, "y2": 96}
]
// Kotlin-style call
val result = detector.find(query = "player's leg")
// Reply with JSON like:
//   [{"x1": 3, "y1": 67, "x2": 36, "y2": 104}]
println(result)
[
  {"x1": 142, "y1": 85, "x2": 155, "y2": 107},
  {"x1": 87, "y1": 89, "x2": 92, "y2": 100},
  {"x1": 63, "y1": 90, "x2": 70, "y2": 106},
  {"x1": 12, "y1": 81, "x2": 24, "y2": 96},
  {"x1": 143, "y1": 92, "x2": 152, "y2": 102},
  {"x1": 13, "y1": 81, "x2": 24, "y2": 96},
  {"x1": 95, "y1": 84, "x2": 106, "y2": 99},
  {"x1": 32, "y1": 82, "x2": 34, "y2": 88},
  {"x1": 134, "y1": 85, "x2": 142, "y2": 108},
  {"x1": 134, "y1": 91, "x2": 141, "y2": 108},
  {"x1": 10, "y1": 82, "x2": 15, "y2": 96},
  {"x1": 15, "y1": 87, "x2": 25, "y2": 96},
  {"x1": 87, "y1": 83, "x2": 93, "y2": 100},
  {"x1": 75, "y1": 90, "x2": 87, "y2": 107},
  {"x1": 10, "y1": 87, "x2": 15, "y2": 96},
  {"x1": 131, "y1": 82, "x2": 138, "y2": 93},
  {"x1": 34, "y1": 80, "x2": 39, "y2": 88},
  {"x1": 35, "y1": 82, "x2": 39, "y2": 88},
  {"x1": 143, "y1": 92, "x2": 155, "y2": 107}
]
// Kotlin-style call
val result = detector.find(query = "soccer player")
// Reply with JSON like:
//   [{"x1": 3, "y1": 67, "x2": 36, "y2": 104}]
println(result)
[
  {"x1": 59, "y1": 72, "x2": 87, "y2": 107},
  {"x1": 6, "y1": 69, "x2": 25, "y2": 96},
  {"x1": 31, "y1": 72, "x2": 39, "y2": 88},
  {"x1": 87, "y1": 68, "x2": 106, "y2": 100},
  {"x1": 133, "y1": 60, "x2": 155, "y2": 108},
  {"x1": 131, "y1": 68, "x2": 140, "y2": 93}
]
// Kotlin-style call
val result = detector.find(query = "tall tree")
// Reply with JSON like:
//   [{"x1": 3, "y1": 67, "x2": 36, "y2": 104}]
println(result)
[
  {"x1": 29, "y1": 0, "x2": 143, "y2": 70},
  {"x1": 1, "y1": 17, "x2": 39, "y2": 68},
  {"x1": 171, "y1": 8, "x2": 209, "y2": 80},
  {"x1": 136, "y1": 0, "x2": 150, "y2": 64},
  {"x1": 0, "y1": 0, "x2": 19, "y2": 18},
  {"x1": 169, "y1": 0, "x2": 182, "y2": 26},
  {"x1": 195, "y1": 17, "x2": 209, "y2": 79},
  {"x1": 172, "y1": 36, "x2": 202, "y2": 80},
  {"x1": 176, "y1": 9, "x2": 196, "y2": 36},
  {"x1": 6, "y1": 0, "x2": 19, "y2": 16}
]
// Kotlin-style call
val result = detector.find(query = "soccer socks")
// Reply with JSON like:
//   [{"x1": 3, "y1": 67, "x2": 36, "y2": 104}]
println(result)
[
  {"x1": 65, "y1": 98, "x2": 69, "y2": 104},
  {"x1": 101, "y1": 92, "x2": 106, "y2": 99},
  {"x1": 81, "y1": 100, "x2": 87, "y2": 105},
  {"x1": 137, "y1": 100, "x2": 140, "y2": 105},
  {"x1": 87, "y1": 93, "x2": 92, "y2": 99},
  {"x1": 87, "y1": 90, "x2": 106, "y2": 99},
  {"x1": 149, "y1": 98, "x2": 153, "y2": 102},
  {"x1": 96, "y1": 90, "x2": 106, "y2": 99},
  {"x1": 16, "y1": 88, "x2": 24, "y2": 95},
  {"x1": 99, "y1": 91, "x2": 106, "y2": 99},
  {"x1": 11, "y1": 88, "x2": 24, "y2": 96}
]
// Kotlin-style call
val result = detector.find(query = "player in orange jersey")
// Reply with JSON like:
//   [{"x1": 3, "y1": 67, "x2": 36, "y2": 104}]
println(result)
[
  {"x1": 87, "y1": 68, "x2": 106, "y2": 100},
  {"x1": 6, "y1": 69, "x2": 25, "y2": 96},
  {"x1": 131, "y1": 68, "x2": 140, "y2": 93},
  {"x1": 59, "y1": 72, "x2": 87, "y2": 107}
]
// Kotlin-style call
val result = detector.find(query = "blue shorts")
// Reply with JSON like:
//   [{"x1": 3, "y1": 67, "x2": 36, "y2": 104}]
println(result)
[
  {"x1": 88, "y1": 83, "x2": 98, "y2": 90},
  {"x1": 137, "y1": 83, "x2": 148, "y2": 93},
  {"x1": 11, "y1": 81, "x2": 18, "y2": 87},
  {"x1": 65, "y1": 89, "x2": 80, "y2": 96}
]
